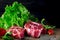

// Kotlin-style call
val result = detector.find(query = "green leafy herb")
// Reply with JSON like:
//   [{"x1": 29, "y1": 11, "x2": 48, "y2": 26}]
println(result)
[
  {"x1": 41, "y1": 18, "x2": 55, "y2": 29},
  {"x1": 0, "y1": 1, "x2": 39, "y2": 30},
  {"x1": 2, "y1": 32, "x2": 14, "y2": 40},
  {"x1": 29, "y1": 14, "x2": 39, "y2": 22}
]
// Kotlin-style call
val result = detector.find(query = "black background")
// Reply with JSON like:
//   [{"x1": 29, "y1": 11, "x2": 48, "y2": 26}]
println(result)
[{"x1": 0, "y1": 0, "x2": 60, "y2": 28}]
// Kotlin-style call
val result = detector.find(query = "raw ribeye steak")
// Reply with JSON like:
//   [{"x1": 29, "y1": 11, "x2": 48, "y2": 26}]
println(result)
[
  {"x1": 24, "y1": 21, "x2": 43, "y2": 38},
  {"x1": 8, "y1": 26, "x2": 25, "y2": 39}
]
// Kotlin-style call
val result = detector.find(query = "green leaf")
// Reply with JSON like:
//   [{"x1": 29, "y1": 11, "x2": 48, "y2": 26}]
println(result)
[
  {"x1": 0, "y1": 1, "x2": 39, "y2": 30},
  {"x1": 3, "y1": 32, "x2": 14, "y2": 40},
  {"x1": 41, "y1": 18, "x2": 56, "y2": 29}
]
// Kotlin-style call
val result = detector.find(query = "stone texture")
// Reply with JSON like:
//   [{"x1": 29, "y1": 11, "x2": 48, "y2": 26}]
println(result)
[{"x1": 24, "y1": 35, "x2": 56, "y2": 40}]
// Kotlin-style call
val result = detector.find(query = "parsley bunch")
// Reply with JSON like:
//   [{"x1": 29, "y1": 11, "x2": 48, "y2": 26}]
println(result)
[{"x1": 0, "y1": 1, "x2": 38, "y2": 30}]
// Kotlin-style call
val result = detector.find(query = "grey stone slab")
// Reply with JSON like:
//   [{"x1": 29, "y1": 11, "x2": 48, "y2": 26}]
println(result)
[{"x1": 24, "y1": 35, "x2": 56, "y2": 40}]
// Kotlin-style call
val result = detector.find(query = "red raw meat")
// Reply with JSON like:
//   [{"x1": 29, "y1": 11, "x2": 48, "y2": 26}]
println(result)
[
  {"x1": 24, "y1": 21, "x2": 43, "y2": 38},
  {"x1": 0, "y1": 28, "x2": 6, "y2": 37},
  {"x1": 41, "y1": 28, "x2": 47, "y2": 34},
  {"x1": 48, "y1": 29, "x2": 54, "y2": 35},
  {"x1": 8, "y1": 26, "x2": 25, "y2": 39}
]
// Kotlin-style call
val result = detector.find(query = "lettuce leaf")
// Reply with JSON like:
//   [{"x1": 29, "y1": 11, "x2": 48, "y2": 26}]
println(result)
[{"x1": 0, "y1": 1, "x2": 38, "y2": 30}]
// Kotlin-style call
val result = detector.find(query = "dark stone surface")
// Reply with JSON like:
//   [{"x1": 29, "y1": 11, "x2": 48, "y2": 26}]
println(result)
[{"x1": 23, "y1": 35, "x2": 56, "y2": 40}]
